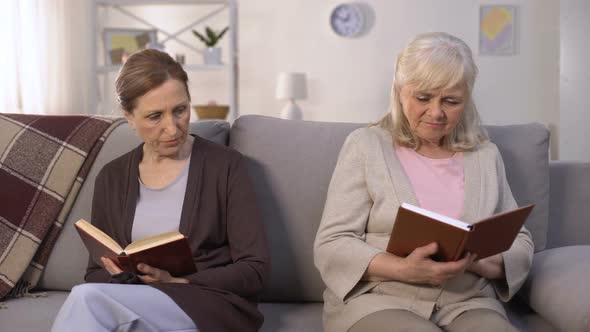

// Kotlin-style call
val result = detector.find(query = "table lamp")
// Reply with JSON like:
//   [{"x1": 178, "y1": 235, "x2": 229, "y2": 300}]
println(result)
[{"x1": 276, "y1": 72, "x2": 307, "y2": 120}]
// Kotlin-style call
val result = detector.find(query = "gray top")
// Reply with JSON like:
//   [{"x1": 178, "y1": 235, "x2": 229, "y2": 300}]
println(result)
[{"x1": 132, "y1": 160, "x2": 191, "y2": 241}]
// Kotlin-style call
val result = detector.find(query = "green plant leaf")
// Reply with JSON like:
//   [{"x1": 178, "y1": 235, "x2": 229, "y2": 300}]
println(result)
[
  {"x1": 193, "y1": 26, "x2": 228, "y2": 47},
  {"x1": 217, "y1": 27, "x2": 229, "y2": 42},
  {"x1": 205, "y1": 27, "x2": 216, "y2": 42},
  {"x1": 192, "y1": 29, "x2": 209, "y2": 44}
]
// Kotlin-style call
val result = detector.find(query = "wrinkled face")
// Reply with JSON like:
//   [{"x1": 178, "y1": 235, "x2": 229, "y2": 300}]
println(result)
[
  {"x1": 399, "y1": 84, "x2": 467, "y2": 146},
  {"x1": 125, "y1": 79, "x2": 190, "y2": 158}
]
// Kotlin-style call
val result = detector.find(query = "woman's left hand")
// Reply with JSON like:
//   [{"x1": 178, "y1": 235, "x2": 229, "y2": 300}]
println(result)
[
  {"x1": 137, "y1": 263, "x2": 190, "y2": 284},
  {"x1": 466, "y1": 253, "x2": 505, "y2": 280}
]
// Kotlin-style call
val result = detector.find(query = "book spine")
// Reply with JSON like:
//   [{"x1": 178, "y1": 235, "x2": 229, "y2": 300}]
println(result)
[
  {"x1": 116, "y1": 255, "x2": 136, "y2": 274},
  {"x1": 452, "y1": 231, "x2": 470, "y2": 261}
]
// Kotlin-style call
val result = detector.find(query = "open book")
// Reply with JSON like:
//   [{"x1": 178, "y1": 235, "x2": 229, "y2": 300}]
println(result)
[
  {"x1": 75, "y1": 219, "x2": 196, "y2": 276},
  {"x1": 386, "y1": 203, "x2": 535, "y2": 262}
]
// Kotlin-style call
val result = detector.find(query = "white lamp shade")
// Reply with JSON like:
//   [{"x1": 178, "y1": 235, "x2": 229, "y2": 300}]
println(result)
[{"x1": 275, "y1": 72, "x2": 307, "y2": 100}]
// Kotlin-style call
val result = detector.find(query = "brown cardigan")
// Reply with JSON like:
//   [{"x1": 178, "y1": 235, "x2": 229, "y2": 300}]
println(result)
[{"x1": 85, "y1": 135, "x2": 271, "y2": 332}]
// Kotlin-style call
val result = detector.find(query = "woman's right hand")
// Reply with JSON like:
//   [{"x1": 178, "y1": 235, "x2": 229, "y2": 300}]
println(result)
[
  {"x1": 364, "y1": 242, "x2": 474, "y2": 285},
  {"x1": 101, "y1": 257, "x2": 123, "y2": 275},
  {"x1": 400, "y1": 242, "x2": 474, "y2": 286}
]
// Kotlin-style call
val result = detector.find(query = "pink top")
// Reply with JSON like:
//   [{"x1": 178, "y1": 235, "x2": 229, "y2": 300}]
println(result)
[{"x1": 395, "y1": 145, "x2": 465, "y2": 219}]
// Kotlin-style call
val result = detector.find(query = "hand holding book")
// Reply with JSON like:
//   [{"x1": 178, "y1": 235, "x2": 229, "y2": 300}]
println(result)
[
  {"x1": 386, "y1": 203, "x2": 535, "y2": 262},
  {"x1": 101, "y1": 257, "x2": 189, "y2": 284},
  {"x1": 364, "y1": 241, "x2": 476, "y2": 285},
  {"x1": 75, "y1": 219, "x2": 197, "y2": 277},
  {"x1": 402, "y1": 242, "x2": 476, "y2": 285}
]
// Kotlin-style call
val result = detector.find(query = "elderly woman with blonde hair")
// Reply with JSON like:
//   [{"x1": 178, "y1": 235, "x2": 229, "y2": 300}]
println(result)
[{"x1": 314, "y1": 32, "x2": 533, "y2": 332}]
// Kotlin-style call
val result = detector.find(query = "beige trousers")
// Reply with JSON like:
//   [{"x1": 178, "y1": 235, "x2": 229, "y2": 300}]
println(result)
[{"x1": 348, "y1": 308, "x2": 518, "y2": 332}]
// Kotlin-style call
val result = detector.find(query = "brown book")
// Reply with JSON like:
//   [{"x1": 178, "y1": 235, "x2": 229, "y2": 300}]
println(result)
[
  {"x1": 386, "y1": 203, "x2": 535, "y2": 262},
  {"x1": 75, "y1": 219, "x2": 196, "y2": 276}
]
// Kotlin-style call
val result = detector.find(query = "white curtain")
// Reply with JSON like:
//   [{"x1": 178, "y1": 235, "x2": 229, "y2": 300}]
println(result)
[{"x1": 0, "y1": 0, "x2": 93, "y2": 115}]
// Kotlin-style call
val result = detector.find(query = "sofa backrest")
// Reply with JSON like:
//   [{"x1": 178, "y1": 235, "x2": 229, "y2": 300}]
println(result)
[
  {"x1": 484, "y1": 124, "x2": 550, "y2": 250},
  {"x1": 39, "y1": 120, "x2": 230, "y2": 291},
  {"x1": 230, "y1": 115, "x2": 550, "y2": 303},
  {"x1": 547, "y1": 161, "x2": 590, "y2": 248},
  {"x1": 230, "y1": 116, "x2": 362, "y2": 302}
]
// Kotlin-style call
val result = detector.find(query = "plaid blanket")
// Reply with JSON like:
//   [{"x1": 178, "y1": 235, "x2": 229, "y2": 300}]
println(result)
[{"x1": 0, "y1": 113, "x2": 124, "y2": 299}]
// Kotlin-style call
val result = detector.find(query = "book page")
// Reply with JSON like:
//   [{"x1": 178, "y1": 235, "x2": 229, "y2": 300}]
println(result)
[
  {"x1": 125, "y1": 231, "x2": 184, "y2": 254},
  {"x1": 75, "y1": 219, "x2": 123, "y2": 254},
  {"x1": 401, "y1": 203, "x2": 472, "y2": 231}
]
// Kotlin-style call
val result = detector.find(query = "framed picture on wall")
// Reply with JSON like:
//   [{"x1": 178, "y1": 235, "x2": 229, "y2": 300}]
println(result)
[
  {"x1": 479, "y1": 5, "x2": 518, "y2": 55},
  {"x1": 103, "y1": 28, "x2": 158, "y2": 65}
]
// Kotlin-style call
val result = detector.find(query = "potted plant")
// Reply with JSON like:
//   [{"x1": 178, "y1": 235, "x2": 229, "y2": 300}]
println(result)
[{"x1": 192, "y1": 26, "x2": 229, "y2": 65}]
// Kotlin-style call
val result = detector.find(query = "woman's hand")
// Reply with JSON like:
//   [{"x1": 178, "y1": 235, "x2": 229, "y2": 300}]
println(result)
[
  {"x1": 136, "y1": 263, "x2": 190, "y2": 284},
  {"x1": 364, "y1": 242, "x2": 475, "y2": 285},
  {"x1": 101, "y1": 257, "x2": 123, "y2": 275},
  {"x1": 466, "y1": 253, "x2": 505, "y2": 280},
  {"x1": 400, "y1": 242, "x2": 475, "y2": 286},
  {"x1": 101, "y1": 257, "x2": 189, "y2": 284}
]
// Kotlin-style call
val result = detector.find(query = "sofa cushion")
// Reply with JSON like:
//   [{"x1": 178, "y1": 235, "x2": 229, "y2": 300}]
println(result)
[
  {"x1": 504, "y1": 300, "x2": 559, "y2": 332},
  {"x1": 485, "y1": 124, "x2": 550, "y2": 251},
  {"x1": 230, "y1": 116, "x2": 551, "y2": 302},
  {"x1": 0, "y1": 291, "x2": 69, "y2": 332},
  {"x1": 519, "y1": 245, "x2": 590, "y2": 332},
  {"x1": 40, "y1": 120, "x2": 230, "y2": 291},
  {"x1": 259, "y1": 303, "x2": 323, "y2": 332}
]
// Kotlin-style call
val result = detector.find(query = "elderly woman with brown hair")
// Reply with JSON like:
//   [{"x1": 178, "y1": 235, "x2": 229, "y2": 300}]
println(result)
[
  {"x1": 51, "y1": 49, "x2": 270, "y2": 332},
  {"x1": 314, "y1": 32, "x2": 533, "y2": 332}
]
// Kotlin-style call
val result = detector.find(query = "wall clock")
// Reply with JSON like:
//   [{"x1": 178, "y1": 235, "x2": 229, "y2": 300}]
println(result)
[{"x1": 329, "y1": 3, "x2": 366, "y2": 38}]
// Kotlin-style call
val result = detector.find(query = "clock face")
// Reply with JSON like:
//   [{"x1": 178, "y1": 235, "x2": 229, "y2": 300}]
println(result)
[{"x1": 330, "y1": 4, "x2": 365, "y2": 38}]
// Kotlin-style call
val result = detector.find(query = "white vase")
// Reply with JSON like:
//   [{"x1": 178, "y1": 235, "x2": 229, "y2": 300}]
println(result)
[
  {"x1": 280, "y1": 100, "x2": 303, "y2": 120},
  {"x1": 203, "y1": 47, "x2": 222, "y2": 65}
]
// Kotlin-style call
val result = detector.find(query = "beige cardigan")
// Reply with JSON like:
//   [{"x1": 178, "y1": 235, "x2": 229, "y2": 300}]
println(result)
[{"x1": 313, "y1": 127, "x2": 534, "y2": 332}]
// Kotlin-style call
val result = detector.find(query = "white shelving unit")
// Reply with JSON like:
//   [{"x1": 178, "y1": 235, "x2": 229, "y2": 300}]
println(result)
[{"x1": 91, "y1": 0, "x2": 238, "y2": 121}]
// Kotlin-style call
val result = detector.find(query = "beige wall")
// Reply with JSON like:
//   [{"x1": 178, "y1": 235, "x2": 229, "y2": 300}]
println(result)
[
  {"x1": 239, "y1": 0, "x2": 560, "y2": 157},
  {"x1": 101, "y1": 0, "x2": 561, "y2": 158},
  {"x1": 560, "y1": 0, "x2": 590, "y2": 161}
]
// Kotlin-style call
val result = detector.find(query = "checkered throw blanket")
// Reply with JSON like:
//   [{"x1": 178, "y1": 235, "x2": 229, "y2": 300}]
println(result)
[{"x1": 0, "y1": 113, "x2": 124, "y2": 299}]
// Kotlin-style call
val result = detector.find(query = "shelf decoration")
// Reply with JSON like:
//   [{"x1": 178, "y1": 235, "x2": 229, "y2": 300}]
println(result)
[
  {"x1": 103, "y1": 28, "x2": 158, "y2": 65},
  {"x1": 193, "y1": 101, "x2": 229, "y2": 120},
  {"x1": 192, "y1": 26, "x2": 228, "y2": 65},
  {"x1": 93, "y1": 1, "x2": 238, "y2": 120}
]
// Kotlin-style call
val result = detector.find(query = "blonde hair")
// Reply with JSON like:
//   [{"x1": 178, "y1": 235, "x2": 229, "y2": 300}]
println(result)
[{"x1": 375, "y1": 32, "x2": 488, "y2": 151}]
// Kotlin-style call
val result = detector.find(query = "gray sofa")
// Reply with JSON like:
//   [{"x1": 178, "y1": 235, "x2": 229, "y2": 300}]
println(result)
[{"x1": 1, "y1": 115, "x2": 589, "y2": 332}]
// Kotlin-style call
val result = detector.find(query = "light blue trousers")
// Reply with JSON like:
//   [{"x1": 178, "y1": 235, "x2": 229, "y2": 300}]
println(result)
[{"x1": 51, "y1": 283, "x2": 198, "y2": 332}]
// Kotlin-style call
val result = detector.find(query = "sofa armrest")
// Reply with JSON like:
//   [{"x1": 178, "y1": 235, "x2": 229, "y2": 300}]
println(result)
[
  {"x1": 519, "y1": 246, "x2": 590, "y2": 332},
  {"x1": 547, "y1": 161, "x2": 590, "y2": 249}
]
